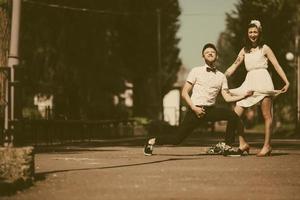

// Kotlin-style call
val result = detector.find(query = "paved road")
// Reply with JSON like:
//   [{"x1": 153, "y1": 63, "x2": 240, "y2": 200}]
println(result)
[{"x1": 1, "y1": 134, "x2": 300, "y2": 200}]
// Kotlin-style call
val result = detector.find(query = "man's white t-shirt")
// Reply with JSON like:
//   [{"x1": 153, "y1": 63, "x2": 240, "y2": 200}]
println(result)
[{"x1": 186, "y1": 64, "x2": 228, "y2": 106}]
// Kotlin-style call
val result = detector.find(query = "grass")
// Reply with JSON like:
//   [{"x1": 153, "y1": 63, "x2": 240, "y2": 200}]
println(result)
[{"x1": 246, "y1": 122, "x2": 296, "y2": 135}]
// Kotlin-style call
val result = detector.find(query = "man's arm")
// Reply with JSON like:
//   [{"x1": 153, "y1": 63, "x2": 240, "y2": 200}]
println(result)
[
  {"x1": 221, "y1": 88, "x2": 253, "y2": 102},
  {"x1": 181, "y1": 82, "x2": 194, "y2": 109},
  {"x1": 181, "y1": 82, "x2": 205, "y2": 117}
]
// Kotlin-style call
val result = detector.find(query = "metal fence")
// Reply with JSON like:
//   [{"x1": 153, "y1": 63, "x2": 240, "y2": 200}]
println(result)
[{"x1": 10, "y1": 119, "x2": 142, "y2": 146}]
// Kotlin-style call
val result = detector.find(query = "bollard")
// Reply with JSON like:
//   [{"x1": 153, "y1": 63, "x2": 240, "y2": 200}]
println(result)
[{"x1": 0, "y1": 146, "x2": 35, "y2": 194}]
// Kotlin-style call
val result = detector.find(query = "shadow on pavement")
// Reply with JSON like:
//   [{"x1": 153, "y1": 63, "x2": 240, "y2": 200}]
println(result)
[
  {"x1": 36, "y1": 147, "x2": 122, "y2": 154},
  {"x1": 0, "y1": 180, "x2": 33, "y2": 197},
  {"x1": 35, "y1": 156, "x2": 206, "y2": 178},
  {"x1": 1, "y1": 155, "x2": 205, "y2": 197},
  {"x1": 155, "y1": 153, "x2": 211, "y2": 157}
]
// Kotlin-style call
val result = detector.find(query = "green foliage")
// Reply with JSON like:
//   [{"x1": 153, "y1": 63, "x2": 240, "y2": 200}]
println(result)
[
  {"x1": 131, "y1": 117, "x2": 151, "y2": 125},
  {"x1": 20, "y1": 0, "x2": 181, "y2": 120},
  {"x1": 22, "y1": 107, "x2": 41, "y2": 119},
  {"x1": 0, "y1": 0, "x2": 7, "y2": 6},
  {"x1": 118, "y1": 0, "x2": 181, "y2": 118}
]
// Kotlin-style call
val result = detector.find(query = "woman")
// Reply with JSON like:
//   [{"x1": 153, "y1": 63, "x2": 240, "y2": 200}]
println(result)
[{"x1": 225, "y1": 20, "x2": 290, "y2": 157}]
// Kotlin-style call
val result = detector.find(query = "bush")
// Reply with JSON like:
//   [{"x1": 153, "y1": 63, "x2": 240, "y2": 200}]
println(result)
[{"x1": 146, "y1": 120, "x2": 177, "y2": 136}]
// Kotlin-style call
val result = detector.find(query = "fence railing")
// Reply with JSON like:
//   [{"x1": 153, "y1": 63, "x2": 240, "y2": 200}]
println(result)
[{"x1": 8, "y1": 119, "x2": 146, "y2": 146}]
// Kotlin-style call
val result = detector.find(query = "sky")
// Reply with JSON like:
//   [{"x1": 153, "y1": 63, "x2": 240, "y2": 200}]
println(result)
[{"x1": 177, "y1": 0, "x2": 238, "y2": 69}]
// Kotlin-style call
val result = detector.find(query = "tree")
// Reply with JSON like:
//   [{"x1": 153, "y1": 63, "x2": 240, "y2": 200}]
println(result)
[
  {"x1": 0, "y1": 0, "x2": 9, "y2": 66},
  {"x1": 18, "y1": 0, "x2": 181, "y2": 120},
  {"x1": 21, "y1": 0, "x2": 127, "y2": 119},
  {"x1": 119, "y1": 0, "x2": 181, "y2": 119},
  {"x1": 0, "y1": 0, "x2": 9, "y2": 126}
]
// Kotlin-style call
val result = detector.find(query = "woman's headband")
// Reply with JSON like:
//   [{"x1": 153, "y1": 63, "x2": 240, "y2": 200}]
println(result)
[{"x1": 249, "y1": 20, "x2": 262, "y2": 30}]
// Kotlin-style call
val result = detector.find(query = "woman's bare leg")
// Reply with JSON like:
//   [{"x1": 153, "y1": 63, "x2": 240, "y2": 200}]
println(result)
[{"x1": 258, "y1": 97, "x2": 273, "y2": 154}]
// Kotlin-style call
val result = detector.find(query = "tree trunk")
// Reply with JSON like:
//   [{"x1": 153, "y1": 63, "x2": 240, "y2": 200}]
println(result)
[
  {"x1": 0, "y1": 6, "x2": 9, "y2": 66},
  {"x1": 0, "y1": 5, "x2": 10, "y2": 128}
]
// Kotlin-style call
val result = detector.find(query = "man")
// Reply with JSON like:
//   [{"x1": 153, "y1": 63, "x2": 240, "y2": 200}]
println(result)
[{"x1": 144, "y1": 43, "x2": 253, "y2": 156}]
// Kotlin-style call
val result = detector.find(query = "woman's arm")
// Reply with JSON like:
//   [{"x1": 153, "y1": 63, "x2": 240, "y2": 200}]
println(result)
[
  {"x1": 264, "y1": 45, "x2": 290, "y2": 93},
  {"x1": 225, "y1": 48, "x2": 245, "y2": 77}
]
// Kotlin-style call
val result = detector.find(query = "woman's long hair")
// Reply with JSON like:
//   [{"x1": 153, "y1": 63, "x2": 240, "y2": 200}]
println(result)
[{"x1": 244, "y1": 23, "x2": 264, "y2": 53}]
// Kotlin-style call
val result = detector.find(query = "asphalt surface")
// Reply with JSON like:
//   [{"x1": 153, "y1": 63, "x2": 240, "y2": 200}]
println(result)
[{"x1": 1, "y1": 132, "x2": 300, "y2": 200}]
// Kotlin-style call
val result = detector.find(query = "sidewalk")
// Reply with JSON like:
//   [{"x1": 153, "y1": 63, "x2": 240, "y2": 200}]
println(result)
[{"x1": 1, "y1": 132, "x2": 300, "y2": 200}]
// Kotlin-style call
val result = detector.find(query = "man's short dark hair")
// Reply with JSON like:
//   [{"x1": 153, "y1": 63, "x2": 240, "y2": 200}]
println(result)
[{"x1": 202, "y1": 43, "x2": 217, "y2": 55}]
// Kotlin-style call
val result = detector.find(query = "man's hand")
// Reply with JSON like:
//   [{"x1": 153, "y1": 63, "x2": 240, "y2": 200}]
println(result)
[
  {"x1": 192, "y1": 106, "x2": 206, "y2": 118},
  {"x1": 244, "y1": 91, "x2": 254, "y2": 98}
]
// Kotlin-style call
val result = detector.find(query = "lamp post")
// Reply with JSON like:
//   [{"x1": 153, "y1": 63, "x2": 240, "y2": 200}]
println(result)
[
  {"x1": 3, "y1": 0, "x2": 21, "y2": 147},
  {"x1": 297, "y1": 35, "x2": 300, "y2": 133},
  {"x1": 156, "y1": 8, "x2": 163, "y2": 121}
]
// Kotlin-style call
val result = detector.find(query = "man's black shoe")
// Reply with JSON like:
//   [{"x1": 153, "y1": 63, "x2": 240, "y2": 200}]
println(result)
[
  {"x1": 144, "y1": 143, "x2": 154, "y2": 156},
  {"x1": 206, "y1": 142, "x2": 226, "y2": 155},
  {"x1": 223, "y1": 146, "x2": 241, "y2": 157}
]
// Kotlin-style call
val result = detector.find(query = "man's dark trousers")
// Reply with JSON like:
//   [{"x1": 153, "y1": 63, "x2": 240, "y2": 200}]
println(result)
[{"x1": 155, "y1": 106, "x2": 242, "y2": 146}]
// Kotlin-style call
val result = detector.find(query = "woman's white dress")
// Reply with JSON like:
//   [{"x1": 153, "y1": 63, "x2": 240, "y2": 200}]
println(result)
[{"x1": 229, "y1": 47, "x2": 274, "y2": 108}]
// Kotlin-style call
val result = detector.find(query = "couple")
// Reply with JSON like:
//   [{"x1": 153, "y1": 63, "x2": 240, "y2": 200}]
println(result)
[{"x1": 144, "y1": 20, "x2": 289, "y2": 157}]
